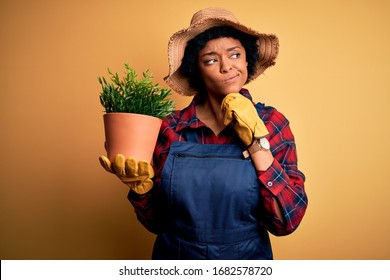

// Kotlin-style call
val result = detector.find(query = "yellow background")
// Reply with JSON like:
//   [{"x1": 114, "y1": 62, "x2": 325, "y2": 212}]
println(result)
[{"x1": 1, "y1": 0, "x2": 389, "y2": 259}]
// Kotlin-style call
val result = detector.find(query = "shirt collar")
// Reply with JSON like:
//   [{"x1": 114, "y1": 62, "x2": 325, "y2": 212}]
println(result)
[{"x1": 174, "y1": 95, "x2": 203, "y2": 133}]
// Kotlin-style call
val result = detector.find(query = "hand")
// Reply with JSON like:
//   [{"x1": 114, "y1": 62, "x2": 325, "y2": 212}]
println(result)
[
  {"x1": 221, "y1": 93, "x2": 269, "y2": 146},
  {"x1": 99, "y1": 154, "x2": 154, "y2": 194}
]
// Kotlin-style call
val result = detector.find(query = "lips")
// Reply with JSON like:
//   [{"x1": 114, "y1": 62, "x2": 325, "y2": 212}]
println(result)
[{"x1": 223, "y1": 74, "x2": 239, "y2": 83}]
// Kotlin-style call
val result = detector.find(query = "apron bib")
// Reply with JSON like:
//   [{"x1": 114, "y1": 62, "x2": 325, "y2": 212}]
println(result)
[{"x1": 152, "y1": 130, "x2": 272, "y2": 260}]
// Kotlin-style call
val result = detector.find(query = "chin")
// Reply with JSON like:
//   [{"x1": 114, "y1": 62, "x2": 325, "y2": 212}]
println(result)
[{"x1": 225, "y1": 86, "x2": 242, "y2": 94}]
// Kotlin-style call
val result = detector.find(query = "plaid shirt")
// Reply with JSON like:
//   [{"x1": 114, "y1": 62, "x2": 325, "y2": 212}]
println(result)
[{"x1": 128, "y1": 89, "x2": 308, "y2": 236}]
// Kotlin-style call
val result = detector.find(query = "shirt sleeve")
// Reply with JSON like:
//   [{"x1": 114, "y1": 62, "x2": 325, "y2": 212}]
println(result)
[
  {"x1": 257, "y1": 107, "x2": 308, "y2": 236},
  {"x1": 127, "y1": 188, "x2": 160, "y2": 234}
]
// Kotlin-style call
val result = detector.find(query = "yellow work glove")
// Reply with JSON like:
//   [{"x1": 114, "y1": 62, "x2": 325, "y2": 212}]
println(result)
[
  {"x1": 221, "y1": 93, "x2": 269, "y2": 146},
  {"x1": 99, "y1": 154, "x2": 154, "y2": 195}
]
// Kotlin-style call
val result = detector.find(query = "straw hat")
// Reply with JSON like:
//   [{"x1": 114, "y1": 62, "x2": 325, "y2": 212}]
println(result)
[{"x1": 164, "y1": 7, "x2": 279, "y2": 96}]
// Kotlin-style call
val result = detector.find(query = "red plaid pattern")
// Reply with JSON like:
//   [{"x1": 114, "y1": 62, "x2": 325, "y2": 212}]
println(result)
[{"x1": 128, "y1": 89, "x2": 308, "y2": 236}]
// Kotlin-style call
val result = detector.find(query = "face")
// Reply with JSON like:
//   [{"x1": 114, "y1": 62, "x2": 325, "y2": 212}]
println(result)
[{"x1": 197, "y1": 37, "x2": 248, "y2": 99}]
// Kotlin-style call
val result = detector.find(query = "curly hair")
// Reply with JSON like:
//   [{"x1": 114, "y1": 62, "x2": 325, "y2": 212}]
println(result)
[{"x1": 179, "y1": 25, "x2": 259, "y2": 98}]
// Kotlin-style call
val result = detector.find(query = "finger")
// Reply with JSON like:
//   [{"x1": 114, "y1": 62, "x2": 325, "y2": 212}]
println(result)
[
  {"x1": 121, "y1": 175, "x2": 147, "y2": 190},
  {"x1": 233, "y1": 111, "x2": 254, "y2": 146},
  {"x1": 113, "y1": 154, "x2": 126, "y2": 176},
  {"x1": 121, "y1": 176, "x2": 145, "y2": 184},
  {"x1": 125, "y1": 157, "x2": 138, "y2": 177},
  {"x1": 223, "y1": 93, "x2": 240, "y2": 104},
  {"x1": 233, "y1": 103, "x2": 269, "y2": 138},
  {"x1": 222, "y1": 98, "x2": 235, "y2": 125},
  {"x1": 133, "y1": 179, "x2": 154, "y2": 195},
  {"x1": 99, "y1": 156, "x2": 114, "y2": 173},
  {"x1": 138, "y1": 160, "x2": 154, "y2": 178},
  {"x1": 230, "y1": 95, "x2": 248, "y2": 112},
  {"x1": 226, "y1": 93, "x2": 251, "y2": 110},
  {"x1": 222, "y1": 106, "x2": 234, "y2": 125},
  {"x1": 221, "y1": 93, "x2": 237, "y2": 111},
  {"x1": 125, "y1": 181, "x2": 139, "y2": 189},
  {"x1": 222, "y1": 98, "x2": 245, "y2": 124},
  {"x1": 254, "y1": 120, "x2": 269, "y2": 138}
]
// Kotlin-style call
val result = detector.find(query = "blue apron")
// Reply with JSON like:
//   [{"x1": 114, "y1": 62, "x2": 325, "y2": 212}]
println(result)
[{"x1": 152, "y1": 130, "x2": 273, "y2": 260}]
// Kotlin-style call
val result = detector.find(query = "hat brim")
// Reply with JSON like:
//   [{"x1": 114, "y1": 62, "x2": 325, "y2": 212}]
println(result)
[{"x1": 165, "y1": 18, "x2": 279, "y2": 96}]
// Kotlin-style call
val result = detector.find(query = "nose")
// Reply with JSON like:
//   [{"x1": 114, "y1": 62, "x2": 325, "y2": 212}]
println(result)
[{"x1": 220, "y1": 56, "x2": 232, "y2": 73}]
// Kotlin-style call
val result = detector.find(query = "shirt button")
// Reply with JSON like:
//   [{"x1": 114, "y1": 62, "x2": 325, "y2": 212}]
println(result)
[{"x1": 267, "y1": 181, "x2": 273, "y2": 187}]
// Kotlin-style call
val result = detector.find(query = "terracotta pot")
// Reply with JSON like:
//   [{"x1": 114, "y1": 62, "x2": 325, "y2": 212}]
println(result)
[{"x1": 103, "y1": 113, "x2": 162, "y2": 162}]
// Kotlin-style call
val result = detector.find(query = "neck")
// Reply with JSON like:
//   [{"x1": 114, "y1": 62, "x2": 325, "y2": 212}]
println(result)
[{"x1": 195, "y1": 95, "x2": 226, "y2": 136}]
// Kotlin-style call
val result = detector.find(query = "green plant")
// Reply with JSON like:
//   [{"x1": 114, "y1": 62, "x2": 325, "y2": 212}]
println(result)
[{"x1": 98, "y1": 64, "x2": 175, "y2": 119}]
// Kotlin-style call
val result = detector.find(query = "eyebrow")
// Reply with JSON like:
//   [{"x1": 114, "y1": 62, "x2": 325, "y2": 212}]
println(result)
[{"x1": 200, "y1": 46, "x2": 241, "y2": 57}]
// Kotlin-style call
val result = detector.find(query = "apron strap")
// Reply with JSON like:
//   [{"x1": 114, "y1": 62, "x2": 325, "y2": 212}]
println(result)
[
  {"x1": 185, "y1": 129, "x2": 199, "y2": 143},
  {"x1": 255, "y1": 102, "x2": 265, "y2": 115}
]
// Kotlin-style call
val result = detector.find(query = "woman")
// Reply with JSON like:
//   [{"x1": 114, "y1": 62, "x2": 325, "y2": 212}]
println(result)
[{"x1": 100, "y1": 7, "x2": 308, "y2": 260}]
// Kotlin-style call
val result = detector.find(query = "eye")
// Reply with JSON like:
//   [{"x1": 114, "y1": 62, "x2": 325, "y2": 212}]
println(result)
[
  {"x1": 204, "y1": 58, "x2": 218, "y2": 65},
  {"x1": 231, "y1": 52, "x2": 241, "y2": 59}
]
